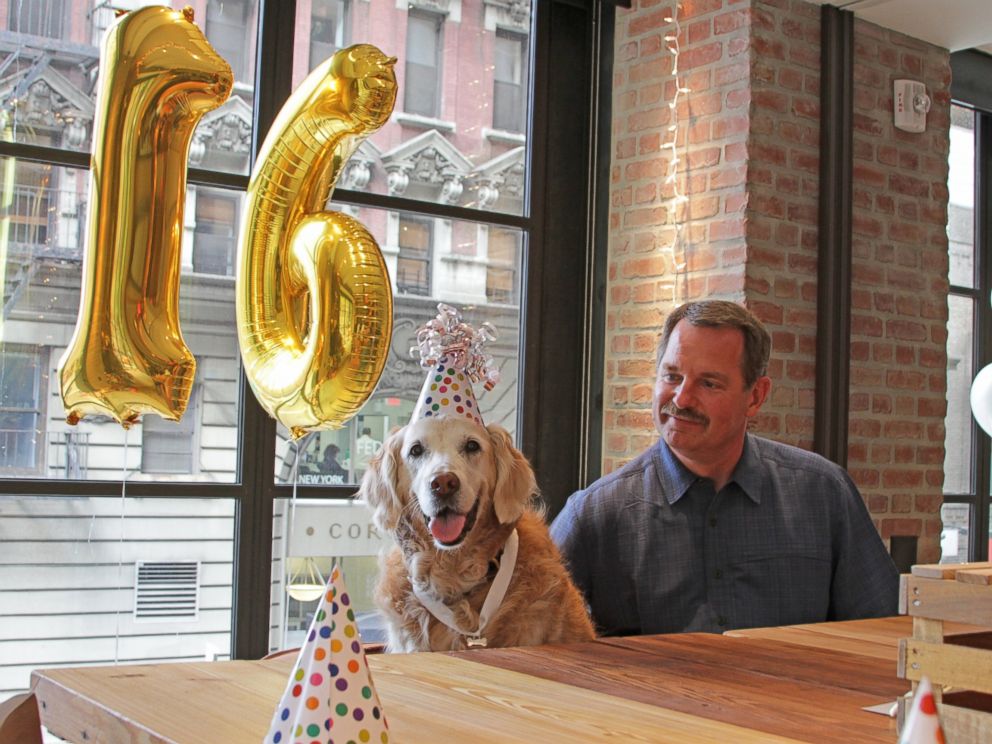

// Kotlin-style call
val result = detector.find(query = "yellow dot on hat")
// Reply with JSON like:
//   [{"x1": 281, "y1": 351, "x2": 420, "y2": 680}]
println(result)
[{"x1": 441, "y1": 398, "x2": 450, "y2": 406}]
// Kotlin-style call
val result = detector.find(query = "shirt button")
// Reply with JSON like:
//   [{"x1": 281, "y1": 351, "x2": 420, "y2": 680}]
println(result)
[
  {"x1": 714, "y1": 569, "x2": 723, "y2": 579},
  {"x1": 718, "y1": 615, "x2": 727, "y2": 627},
  {"x1": 709, "y1": 517, "x2": 717, "y2": 527}
]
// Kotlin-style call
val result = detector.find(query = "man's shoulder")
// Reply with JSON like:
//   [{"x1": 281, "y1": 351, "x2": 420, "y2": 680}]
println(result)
[
  {"x1": 575, "y1": 445, "x2": 659, "y2": 504},
  {"x1": 748, "y1": 435, "x2": 852, "y2": 486}
]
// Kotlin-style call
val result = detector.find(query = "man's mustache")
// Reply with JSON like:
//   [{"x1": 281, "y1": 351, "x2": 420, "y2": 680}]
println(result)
[{"x1": 659, "y1": 401, "x2": 709, "y2": 425}]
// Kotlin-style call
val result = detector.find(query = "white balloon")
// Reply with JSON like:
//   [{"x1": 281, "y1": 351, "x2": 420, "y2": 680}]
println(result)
[{"x1": 969, "y1": 364, "x2": 992, "y2": 435}]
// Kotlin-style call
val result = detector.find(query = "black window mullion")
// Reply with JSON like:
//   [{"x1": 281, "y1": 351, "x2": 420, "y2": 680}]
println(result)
[{"x1": 974, "y1": 109, "x2": 992, "y2": 560}]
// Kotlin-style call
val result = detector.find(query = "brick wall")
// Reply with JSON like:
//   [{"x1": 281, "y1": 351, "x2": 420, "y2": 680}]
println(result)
[
  {"x1": 606, "y1": 0, "x2": 950, "y2": 561},
  {"x1": 847, "y1": 22, "x2": 950, "y2": 562},
  {"x1": 607, "y1": 0, "x2": 753, "y2": 473}
]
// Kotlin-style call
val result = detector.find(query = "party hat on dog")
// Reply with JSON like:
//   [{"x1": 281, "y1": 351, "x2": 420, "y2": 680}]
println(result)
[
  {"x1": 265, "y1": 565, "x2": 389, "y2": 744},
  {"x1": 410, "y1": 303, "x2": 500, "y2": 426}
]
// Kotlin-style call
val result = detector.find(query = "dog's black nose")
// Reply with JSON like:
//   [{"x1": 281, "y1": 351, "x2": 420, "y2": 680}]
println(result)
[{"x1": 430, "y1": 472, "x2": 460, "y2": 497}]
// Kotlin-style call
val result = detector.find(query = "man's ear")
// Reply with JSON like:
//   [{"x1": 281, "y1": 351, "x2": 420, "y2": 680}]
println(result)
[
  {"x1": 487, "y1": 424, "x2": 538, "y2": 525},
  {"x1": 746, "y1": 375, "x2": 772, "y2": 417},
  {"x1": 357, "y1": 429, "x2": 405, "y2": 532}
]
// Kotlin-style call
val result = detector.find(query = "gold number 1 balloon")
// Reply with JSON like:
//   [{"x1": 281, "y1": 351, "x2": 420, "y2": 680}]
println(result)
[
  {"x1": 57, "y1": 6, "x2": 232, "y2": 426},
  {"x1": 237, "y1": 45, "x2": 397, "y2": 439}
]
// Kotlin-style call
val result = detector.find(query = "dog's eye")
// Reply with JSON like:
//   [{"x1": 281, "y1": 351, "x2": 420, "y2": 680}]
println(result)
[
  {"x1": 464, "y1": 439, "x2": 481, "y2": 454},
  {"x1": 408, "y1": 443, "x2": 424, "y2": 458}
]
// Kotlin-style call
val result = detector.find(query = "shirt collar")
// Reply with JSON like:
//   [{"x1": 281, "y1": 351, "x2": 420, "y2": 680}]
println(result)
[{"x1": 653, "y1": 434, "x2": 762, "y2": 505}]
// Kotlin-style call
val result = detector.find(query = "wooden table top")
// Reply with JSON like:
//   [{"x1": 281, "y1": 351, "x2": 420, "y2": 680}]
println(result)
[{"x1": 25, "y1": 617, "x2": 927, "y2": 743}]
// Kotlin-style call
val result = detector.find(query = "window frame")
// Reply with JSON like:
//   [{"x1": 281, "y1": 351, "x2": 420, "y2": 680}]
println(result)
[
  {"x1": 0, "y1": 0, "x2": 614, "y2": 660},
  {"x1": 947, "y1": 49, "x2": 992, "y2": 562}
]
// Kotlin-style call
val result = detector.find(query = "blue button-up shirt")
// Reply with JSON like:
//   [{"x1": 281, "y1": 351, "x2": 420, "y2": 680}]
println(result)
[{"x1": 550, "y1": 434, "x2": 899, "y2": 635}]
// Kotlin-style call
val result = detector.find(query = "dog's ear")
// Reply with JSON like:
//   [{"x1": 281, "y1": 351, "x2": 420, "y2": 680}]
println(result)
[
  {"x1": 357, "y1": 429, "x2": 405, "y2": 532},
  {"x1": 487, "y1": 424, "x2": 537, "y2": 525}
]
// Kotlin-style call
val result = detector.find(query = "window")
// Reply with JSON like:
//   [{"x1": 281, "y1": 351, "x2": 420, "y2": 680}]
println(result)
[
  {"x1": 396, "y1": 215, "x2": 432, "y2": 295},
  {"x1": 403, "y1": 11, "x2": 443, "y2": 118},
  {"x1": 493, "y1": 30, "x2": 528, "y2": 133},
  {"x1": 486, "y1": 226, "x2": 520, "y2": 304},
  {"x1": 0, "y1": 344, "x2": 44, "y2": 472},
  {"x1": 207, "y1": 0, "x2": 253, "y2": 82},
  {"x1": 943, "y1": 97, "x2": 991, "y2": 562},
  {"x1": 309, "y1": 0, "x2": 349, "y2": 70},
  {"x1": 7, "y1": 0, "x2": 64, "y2": 38},
  {"x1": 141, "y1": 385, "x2": 199, "y2": 474},
  {"x1": 193, "y1": 190, "x2": 240, "y2": 276},
  {"x1": 0, "y1": 0, "x2": 608, "y2": 691}
]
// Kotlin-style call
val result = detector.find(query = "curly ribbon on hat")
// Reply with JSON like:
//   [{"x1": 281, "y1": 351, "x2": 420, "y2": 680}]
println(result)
[{"x1": 410, "y1": 303, "x2": 500, "y2": 391}]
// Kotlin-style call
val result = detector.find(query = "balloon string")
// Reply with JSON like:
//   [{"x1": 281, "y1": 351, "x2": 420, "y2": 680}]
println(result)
[
  {"x1": 282, "y1": 440, "x2": 302, "y2": 649},
  {"x1": 114, "y1": 427, "x2": 129, "y2": 665}
]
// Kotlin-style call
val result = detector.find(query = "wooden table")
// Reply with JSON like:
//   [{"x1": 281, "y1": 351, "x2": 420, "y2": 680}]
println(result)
[{"x1": 13, "y1": 617, "x2": 940, "y2": 743}]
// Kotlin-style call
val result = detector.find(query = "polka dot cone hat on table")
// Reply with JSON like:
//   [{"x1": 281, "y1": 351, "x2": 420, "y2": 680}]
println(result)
[
  {"x1": 410, "y1": 303, "x2": 500, "y2": 425},
  {"x1": 265, "y1": 565, "x2": 389, "y2": 744},
  {"x1": 898, "y1": 676, "x2": 946, "y2": 744}
]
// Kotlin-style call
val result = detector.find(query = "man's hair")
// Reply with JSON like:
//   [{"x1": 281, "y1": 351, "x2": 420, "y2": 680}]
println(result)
[
  {"x1": 656, "y1": 300, "x2": 771, "y2": 387},
  {"x1": 325, "y1": 444, "x2": 340, "y2": 457},
  {"x1": 361, "y1": 427, "x2": 372, "y2": 436}
]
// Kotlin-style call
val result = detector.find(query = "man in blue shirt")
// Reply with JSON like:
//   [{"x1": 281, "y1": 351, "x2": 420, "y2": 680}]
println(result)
[{"x1": 550, "y1": 300, "x2": 899, "y2": 635}]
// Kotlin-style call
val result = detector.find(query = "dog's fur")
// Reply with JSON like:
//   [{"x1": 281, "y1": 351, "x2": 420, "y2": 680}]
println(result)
[{"x1": 358, "y1": 417, "x2": 595, "y2": 652}]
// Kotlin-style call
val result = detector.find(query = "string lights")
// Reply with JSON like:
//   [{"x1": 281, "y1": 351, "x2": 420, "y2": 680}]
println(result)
[{"x1": 662, "y1": 3, "x2": 690, "y2": 300}]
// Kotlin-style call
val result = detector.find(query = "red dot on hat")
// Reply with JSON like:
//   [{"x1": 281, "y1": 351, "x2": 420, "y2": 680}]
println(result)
[
  {"x1": 456, "y1": 406, "x2": 464, "y2": 413},
  {"x1": 921, "y1": 693, "x2": 937, "y2": 715}
]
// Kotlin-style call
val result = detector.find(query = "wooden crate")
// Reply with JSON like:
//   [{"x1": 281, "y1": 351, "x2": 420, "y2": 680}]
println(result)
[{"x1": 898, "y1": 562, "x2": 992, "y2": 742}]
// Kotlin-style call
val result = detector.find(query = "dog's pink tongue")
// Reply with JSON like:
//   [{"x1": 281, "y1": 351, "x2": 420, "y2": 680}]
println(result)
[{"x1": 430, "y1": 513, "x2": 466, "y2": 543}]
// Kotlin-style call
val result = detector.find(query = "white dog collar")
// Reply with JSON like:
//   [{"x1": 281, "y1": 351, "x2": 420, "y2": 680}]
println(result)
[{"x1": 413, "y1": 528, "x2": 519, "y2": 648}]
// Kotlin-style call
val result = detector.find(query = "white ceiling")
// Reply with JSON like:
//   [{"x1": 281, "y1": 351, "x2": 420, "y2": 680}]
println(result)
[{"x1": 806, "y1": 0, "x2": 992, "y2": 55}]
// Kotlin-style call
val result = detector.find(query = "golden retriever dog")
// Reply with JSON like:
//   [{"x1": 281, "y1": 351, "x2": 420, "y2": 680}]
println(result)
[{"x1": 358, "y1": 416, "x2": 595, "y2": 652}]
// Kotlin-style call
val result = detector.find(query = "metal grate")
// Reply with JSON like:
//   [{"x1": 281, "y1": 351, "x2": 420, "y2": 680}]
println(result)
[{"x1": 134, "y1": 561, "x2": 199, "y2": 622}]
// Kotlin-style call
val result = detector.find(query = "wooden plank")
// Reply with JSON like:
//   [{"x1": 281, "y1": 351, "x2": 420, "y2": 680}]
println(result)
[
  {"x1": 462, "y1": 635, "x2": 904, "y2": 742},
  {"x1": 900, "y1": 639, "x2": 992, "y2": 694},
  {"x1": 957, "y1": 568, "x2": 992, "y2": 586},
  {"x1": 911, "y1": 561, "x2": 992, "y2": 579},
  {"x1": 942, "y1": 698, "x2": 992, "y2": 744},
  {"x1": 903, "y1": 575, "x2": 992, "y2": 624},
  {"x1": 32, "y1": 653, "x2": 810, "y2": 744},
  {"x1": 725, "y1": 616, "x2": 966, "y2": 660}
]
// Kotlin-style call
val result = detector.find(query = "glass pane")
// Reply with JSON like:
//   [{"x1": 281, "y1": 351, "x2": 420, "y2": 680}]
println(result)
[
  {"x1": 0, "y1": 160, "x2": 242, "y2": 482},
  {"x1": 272, "y1": 204, "x2": 524, "y2": 485},
  {"x1": 296, "y1": 1, "x2": 533, "y2": 216},
  {"x1": 268, "y1": 497, "x2": 389, "y2": 651},
  {"x1": 0, "y1": 1, "x2": 257, "y2": 175},
  {"x1": 939, "y1": 502, "x2": 970, "y2": 563},
  {"x1": 0, "y1": 495, "x2": 236, "y2": 702},
  {"x1": 943, "y1": 294, "x2": 975, "y2": 495},
  {"x1": 947, "y1": 105, "x2": 975, "y2": 288}
]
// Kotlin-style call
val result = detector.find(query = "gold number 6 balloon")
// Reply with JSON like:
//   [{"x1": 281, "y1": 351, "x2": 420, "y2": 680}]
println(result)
[
  {"x1": 236, "y1": 45, "x2": 397, "y2": 439},
  {"x1": 57, "y1": 6, "x2": 232, "y2": 426}
]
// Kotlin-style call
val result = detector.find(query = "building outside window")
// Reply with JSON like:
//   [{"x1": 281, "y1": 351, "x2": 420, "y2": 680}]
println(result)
[
  {"x1": 0, "y1": 344, "x2": 44, "y2": 473},
  {"x1": 7, "y1": 0, "x2": 64, "y2": 38},
  {"x1": 396, "y1": 215, "x2": 432, "y2": 295},
  {"x1": 493, "y1": 30, "x2": 527, "y2": 133},
  {"x1": 141, "y1": 384, "x2": 200, "y2": 475},
  {"x1": 206, "y1": 0, "x2": 253, "y2": 83},
  {"x1": 192, "y1": 190, "x2": 240, "y2": 276},
  {"x1": 403, "y1": 11, "x2": 443, "y2": 118},
  {"x1": 309, "y1": 0, "x2": 349, "y2": 69},
  {"x1": 486, "y1": 225, "x2": 519, "y2": 304}
]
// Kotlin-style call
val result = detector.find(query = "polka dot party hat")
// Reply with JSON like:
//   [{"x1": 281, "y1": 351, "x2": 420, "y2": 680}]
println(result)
[
  {"x1": 265, "y1": 565, "x2": 389, "y2": 744},
  {"x1": 898, "y1": 676, "x2": 945, "y2": 744},
  {"x1": 410, "y1": 303, "x2": 500, "y2": 426}
]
